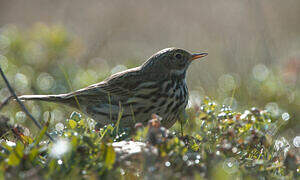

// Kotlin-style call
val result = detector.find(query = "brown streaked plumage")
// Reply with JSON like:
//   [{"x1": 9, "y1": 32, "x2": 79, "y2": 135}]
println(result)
[{"x1": 19, "y1": 48, "x2": 208, "y2": 128}]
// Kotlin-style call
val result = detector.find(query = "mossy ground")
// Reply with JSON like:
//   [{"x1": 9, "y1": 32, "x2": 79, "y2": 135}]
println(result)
[{"x1": 0, "y1": 99, "x2": 299, "y2": 179}]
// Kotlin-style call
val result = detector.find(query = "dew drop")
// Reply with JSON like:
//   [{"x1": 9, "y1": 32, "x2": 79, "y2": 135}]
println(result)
[
  {"x1": 281, "y1": 112, "x2": 290, "y2": 121},
  {"x1": 274, "y1": 137, "x2": 290, "y2": 155},
  {"x1": 293, "y1": 136, "x2": 300, "y2": 147},
  {"x1": 55, "y1": 123, "x2": 64, "y2": 131},
  {"x1": 6, "y1": 140, "x2": 16, "y2": 147},
  {"x1": 182, "y1": 155, "x2": 188, "y2": 161},
  {"x1": 232, "y1": 147, "x2": 238, "y2": 153},
  {"x1": 120, "y1": 168, "x2": 125, "y2": 175},
  {"x1": 240, "y1": 110, "x2": 250, "y2": 120},
  {"x1": 165, "y1": 161, "x2": 171, "y2": 167},
  {"x1": 187, "y1": 160, "x2": 193, "y2": 166}
]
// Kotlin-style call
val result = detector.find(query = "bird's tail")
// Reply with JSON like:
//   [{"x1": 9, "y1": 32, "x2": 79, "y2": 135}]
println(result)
[
  {"x1": 0, "y1": 94, "x2": 79, "y2": 111},
  {"x1": 18, "y1": 94, "x2": 71, "y2": 103}
]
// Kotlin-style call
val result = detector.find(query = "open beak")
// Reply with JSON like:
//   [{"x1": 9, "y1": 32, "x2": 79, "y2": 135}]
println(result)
[{"x1": 191, "y1": 53, "x2": 208, "y2": 61}]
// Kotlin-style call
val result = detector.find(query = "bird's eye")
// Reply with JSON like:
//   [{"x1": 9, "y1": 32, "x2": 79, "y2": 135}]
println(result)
[{"x1": 175, "y1": 53, "x2": 182, "y2": 59}]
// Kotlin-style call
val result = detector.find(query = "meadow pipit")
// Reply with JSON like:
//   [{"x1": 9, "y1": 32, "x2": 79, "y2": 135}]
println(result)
[{"x1": 19, "y1": 48, "x2": 208, "y2": 128}]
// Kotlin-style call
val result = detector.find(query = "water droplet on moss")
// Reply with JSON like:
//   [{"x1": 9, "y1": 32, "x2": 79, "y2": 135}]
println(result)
[
  {"x1": 281, "y1": 112, "x2": 290, "y2": 121},
  {"x1": 293, "y1": 136, "x2": 300, "y2": 147},
  {"x1": 55, "y1": 123, "x2": 64, "y2": 131},
  {"x1": 182, "y1": 155, "x2": 188, "y2": 161}
]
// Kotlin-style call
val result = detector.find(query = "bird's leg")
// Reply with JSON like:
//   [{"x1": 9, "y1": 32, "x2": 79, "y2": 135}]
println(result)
[
  {"x1": 180, "y1": 120, "x2": 184, "y2": 137},
  {"x1": 178, "y1": 110, "x2": 188, "y2": 137}
]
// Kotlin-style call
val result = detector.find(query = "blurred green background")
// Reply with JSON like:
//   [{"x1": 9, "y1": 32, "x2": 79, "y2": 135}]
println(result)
[{"x1": 0, "y1": 0, "x2": 299, "y2": 139}]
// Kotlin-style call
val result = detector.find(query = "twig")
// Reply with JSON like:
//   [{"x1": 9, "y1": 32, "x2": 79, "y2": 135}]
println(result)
[
  {"x1": 0, "y1": 66, "x2": 54, "y2": 142},
  {"x1": 265, "y1": 163, "x2": 283, "y2": 171}
]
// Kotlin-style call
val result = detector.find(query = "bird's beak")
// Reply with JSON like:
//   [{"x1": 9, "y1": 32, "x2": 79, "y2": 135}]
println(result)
[{"x1": 191, "y1": 53, "x2": 208, "y2": 61}]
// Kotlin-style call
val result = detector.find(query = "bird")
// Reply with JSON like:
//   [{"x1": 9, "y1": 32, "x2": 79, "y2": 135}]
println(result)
[{"x1": 18, "y1": 48, "x2": 208, "y2": 128}]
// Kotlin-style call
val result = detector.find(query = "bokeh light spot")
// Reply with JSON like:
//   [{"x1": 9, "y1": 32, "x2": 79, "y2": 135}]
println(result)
[
  {"x1": 50, "y1": 139, "x2": 70, "y2": 158},
  {"x1": 37, "y1": 73, "x2": 55, "y2": 91},
  {"x1": 52, "y1": 109, "x2": 65, "y2": 122},
  {"x1": 0, "y1": 55, "x2": 8, "y2": 71},
  {"x1": 0, "y1": 88, "x2": 10, "y2": 103},
  {"x1": 0, "y1": 35, "x2": 10, "y2": 52},
  {"x1": 31, "y1": 104, "x2": 41, "y2": 119},
  {"x1": 15, "y1": 111, "x2": 26, "y2": 123},
  {"x1": 188, "y1": 91, "x2": 202, "y2": 108},
  {"x1": 218, "y1": 74, "x2": 236, "y2": 92},
  {"x1": 265, "y1": 102, "x2": 280, "y2": 117},
  {"x1": 111, "y1": 64, "x2": 127, "y2": 74},
  {"x1": 14, "y1": 73, "x2": 29, "y2": 92},
  {"x1": 252, "y1": 64, "x2": 269, "y2": 81}
]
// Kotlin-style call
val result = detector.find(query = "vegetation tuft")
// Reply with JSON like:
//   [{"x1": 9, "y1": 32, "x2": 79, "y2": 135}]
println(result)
[{"x1": 0, "y1": 99, "x2": 299, "y2": 179}]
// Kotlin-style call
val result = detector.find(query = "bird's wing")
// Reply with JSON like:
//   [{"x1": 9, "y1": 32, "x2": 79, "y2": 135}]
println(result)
[{"x1": 69, "y1": 67, "x2": 143, "y2": 101}]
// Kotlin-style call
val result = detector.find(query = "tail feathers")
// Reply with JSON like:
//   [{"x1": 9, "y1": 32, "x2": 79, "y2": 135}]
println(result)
[{"x1": 18, "y1": 94, "x2": 70, "y2": 102}]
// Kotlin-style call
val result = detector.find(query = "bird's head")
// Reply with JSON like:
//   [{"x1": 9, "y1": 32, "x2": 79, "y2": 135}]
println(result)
[{"x1": 141, "y1": 47, "x2": 208, "y2": 78}]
